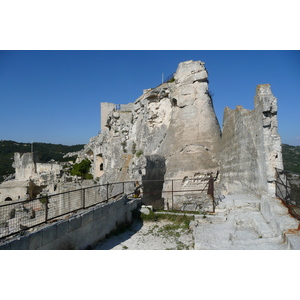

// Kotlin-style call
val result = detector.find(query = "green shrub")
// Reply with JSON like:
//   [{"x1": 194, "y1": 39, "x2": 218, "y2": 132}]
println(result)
[
  {"x1": 136, "y1": 149, "x2": 143, "y2": 158},
  {"x1": 70, "y1": 159, "x2": 92, "y2": 179}
]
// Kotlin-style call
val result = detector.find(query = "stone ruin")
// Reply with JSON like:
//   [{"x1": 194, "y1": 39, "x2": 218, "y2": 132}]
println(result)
[
  {"x1": 73, "y1": 60, "x2": 283, "y2": 210},
  {"x1": 0, "y1": 60, "x2": 284, "y2": 212},
  {"x1": 0, "y1": 152, "x2": 93, "y2": 203}
]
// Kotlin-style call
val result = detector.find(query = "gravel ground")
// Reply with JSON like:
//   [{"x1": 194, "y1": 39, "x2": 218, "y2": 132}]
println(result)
[{"x1": 93, "y1": 218, "x2": 194, "y2": 250}]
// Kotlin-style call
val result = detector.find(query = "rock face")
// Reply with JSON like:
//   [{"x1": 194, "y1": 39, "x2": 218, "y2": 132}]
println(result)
[
  {"x1": 76, "y1": 60, "x2": 222, "y2": 209},
  {"x1": 219, "y1": 84, "x2": 283, "y2": 196},
  {"x1": 74, "y1": 61, "x2": 284, "y2": 207}
]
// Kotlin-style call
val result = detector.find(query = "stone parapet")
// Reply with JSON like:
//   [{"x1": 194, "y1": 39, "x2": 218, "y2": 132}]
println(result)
[{"x1": 0, "y1": 196, "x2": 141, "y2": 250}]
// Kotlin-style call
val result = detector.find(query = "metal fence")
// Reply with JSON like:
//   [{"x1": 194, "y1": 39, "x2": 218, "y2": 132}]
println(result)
[
  {"x1": 141, "y1": 175, "x2": 216, "y2": 212},
  {"x1": 0, "y1": 181, "x2": 136, "y2": 240},
  {"x1": 275, "y1": 168, "x2": 300, "y2": 220},
  {"x1": 0, "y1": 176, "x2": 216, "y2": 240}
]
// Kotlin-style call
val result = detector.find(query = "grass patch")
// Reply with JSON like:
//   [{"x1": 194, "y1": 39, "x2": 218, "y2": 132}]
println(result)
[{"x1": 140, "y1": 211, "x2": 193, "y2": 229}]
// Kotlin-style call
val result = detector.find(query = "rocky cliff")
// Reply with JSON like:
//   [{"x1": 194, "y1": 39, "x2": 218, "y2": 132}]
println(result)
[
  {"x1": 75, "y1": 60, "x2": 283, "y2": 207},
  {"x1": 75, "y1": 60, "x2": 222, "y2": 208},
  {"x1": 219, "y1": 84, "x2": 283, "y2": 195}
]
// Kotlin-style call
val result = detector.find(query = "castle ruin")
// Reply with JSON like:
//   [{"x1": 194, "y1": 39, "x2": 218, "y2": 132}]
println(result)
[{"x1": 75, "y1": 60, "x2": 283, "y2": 209}]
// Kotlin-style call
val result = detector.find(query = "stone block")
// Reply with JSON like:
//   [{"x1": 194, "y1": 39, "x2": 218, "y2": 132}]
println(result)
[
  {"x1": 42, "y1": 225, "x2": 57, "y2": 245},
  {"x1": 0, "y1": 241, "x2": 11, "y2": 250},
  {"x1": 251, "y1": 212, "x2": 275, "y2": 238},
  {"x1": 69, "y1": 216, "x2": 81, "y2": 232},
  {"x1": 94, "y1": 203, "x2": 111, "y2": 219},
  {"x1": 81, "y1": 210, "x2": 94, "y2": 226},
  {"x1": 10, "y1": 236, "x2": 30, "y2": 250},
  {"x1": 205, "y1": 214, "x2": 227, "y2": 224},
  {"x1": 286, "y1": 234, "x2": 300, "y2": 250},
  {"x1": 29, "y1": 231, "x2": 43, "y2": 250},
  {"x1": 56, "y1": 221, "x2": 69, "y2": 238}
]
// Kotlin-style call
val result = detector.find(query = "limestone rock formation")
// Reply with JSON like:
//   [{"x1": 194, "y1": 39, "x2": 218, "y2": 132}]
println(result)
[
  {"x1": 76, "y1": 60, "x2": 222, "y2": 208},
  {"x1": 219, "y1": 84, "x2": 283, "y2": 196},
  {"x1": 71, "y1": 61, "x2": 284, "y2": 207}
]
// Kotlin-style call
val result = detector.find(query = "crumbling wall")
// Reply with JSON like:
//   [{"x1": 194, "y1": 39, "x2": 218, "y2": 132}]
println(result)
[
  {"x1": 75, "y1": 62, "x2": 284, "y2": 206},
  {"x1": 219, "y1": 84, "x2": 283, "y2": 196},
  {"x1": 13, "y1": 153, "x2": 38, "y2": 180}
]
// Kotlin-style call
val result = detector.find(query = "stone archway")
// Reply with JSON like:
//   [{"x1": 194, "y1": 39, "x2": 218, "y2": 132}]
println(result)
[{"x1": 95, "y1": 154, "x2": 104, "y2": 178}]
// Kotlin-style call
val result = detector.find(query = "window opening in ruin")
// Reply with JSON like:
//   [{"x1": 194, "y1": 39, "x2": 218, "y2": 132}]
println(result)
[
  {"x1": 100, "y1": 163, "x2": 104, "y2": 171},
  {"x1": 171, "y1": 98, "x2": 177, "y2": 107},
  {"x1": 5, "y1": 197, "x2": 12, "y2": 201},
  {"x1": 116, "y1": 104, "x2": 121, "y2": 110}
]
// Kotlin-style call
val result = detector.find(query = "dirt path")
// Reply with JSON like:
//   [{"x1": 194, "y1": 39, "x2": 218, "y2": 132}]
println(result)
[{"x1": 93, "y1": 218, "x2": 194, "y2": 250}]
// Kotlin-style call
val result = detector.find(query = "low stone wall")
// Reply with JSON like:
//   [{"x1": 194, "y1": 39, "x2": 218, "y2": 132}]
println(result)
[
  {"x1": 0, "y1": 196, "x2": 141, "y2": 250},
  {"x1": 260, "y1": 195, "x2": 300, "y2": 249}
]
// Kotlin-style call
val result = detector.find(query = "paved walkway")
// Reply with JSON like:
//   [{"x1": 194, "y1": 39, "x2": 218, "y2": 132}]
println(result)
[{"x1": 193, "y1": 195, "x2": 289, "y2": 250}]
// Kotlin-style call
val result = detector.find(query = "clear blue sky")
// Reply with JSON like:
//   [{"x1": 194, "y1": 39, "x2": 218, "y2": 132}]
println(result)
[{"x1": 0, "y1": 50, "x2": 299, "y2": 146}]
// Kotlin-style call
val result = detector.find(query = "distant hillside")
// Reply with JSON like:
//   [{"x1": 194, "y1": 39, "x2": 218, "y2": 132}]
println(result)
[
  {"x1": 0, "y1": 140, "x2": 84, "y2": 182},
  {"x1": 0, "y1": 140, "x2": 299, "y2": 183},
  {"x1": 282, "y1": 144, "x2": 300, "y2": 174}
]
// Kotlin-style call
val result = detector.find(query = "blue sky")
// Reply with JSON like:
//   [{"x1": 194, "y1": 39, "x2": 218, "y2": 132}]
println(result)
[
  {"x1": 0, "y1": 50, "x2": 300, "y2": 145},
  {"x1": 0, "y1": 50, "x2": 299, "y2": 146}
]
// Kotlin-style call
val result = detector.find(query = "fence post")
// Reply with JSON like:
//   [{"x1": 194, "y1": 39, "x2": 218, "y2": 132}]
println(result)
[
  {"x1": 82, "y1": 188, "x2": 86, "y2": 209},
  {"x1": 106, "y1": 183, "x2": 109, "y2": 202},
  {"x1": 45, "y1": 196, "x2": 49, "y2": 223},
  {"x1": 208, "y1": 176, "x2": 215, "y2": 213},
  {"x1": 171, "y1": 180, "x2": 174, "y2": 210}
]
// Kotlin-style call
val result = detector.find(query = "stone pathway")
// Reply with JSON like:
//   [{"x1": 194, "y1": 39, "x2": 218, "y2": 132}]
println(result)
[
  {"x1": 193, "y1": 195, "x2": 289, "y2": 250},
  {"x1": 93, "y1": 218, "x2": 194, "y2": 250},
  {"x1": 93, "y1": 194, "x2": 300, "y2": 250}
]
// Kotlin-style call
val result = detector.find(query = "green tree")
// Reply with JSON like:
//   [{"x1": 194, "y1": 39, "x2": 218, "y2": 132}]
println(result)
[{"x1": 70, "y1": 159, "x2": 93, "y2": 179}]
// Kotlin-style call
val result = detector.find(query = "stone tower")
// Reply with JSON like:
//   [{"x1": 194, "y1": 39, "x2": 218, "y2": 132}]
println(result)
[{"x1": 219, "y1": 84, "x2": 283, "y2": 196}]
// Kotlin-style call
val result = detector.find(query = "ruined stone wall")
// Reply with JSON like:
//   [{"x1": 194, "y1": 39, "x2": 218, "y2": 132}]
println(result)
[
  {"x1": 0, "y1": 196, "x2": 141, "y2": 250},
  {"x1": 0, "y1": 181, "x2": 28, "y2": 202},
  {"x1": 76, "y1": 61, "x2": 284, "y2": 207},
  {"x1": 13, "y1": 153, "x2": 38, "y2": 180},
  {"x1": 36, "y1": 162, "x2": 61, "y2": 174},
  {"x1": 100, "y1": 102, "x2": 134, "y2": 132},
  {"x1": 219, "y1": 84, "x2": 283, "y2": 196},
  {"x1": 79, "y1": 60, "x2": 222, "y2": 209}
]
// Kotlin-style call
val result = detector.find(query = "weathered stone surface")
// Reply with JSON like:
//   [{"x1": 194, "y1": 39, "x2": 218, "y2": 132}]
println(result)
[
  {"x1": 219, "y1": 84, "x2": 283, "y2": 196},
  {"x1": 75, "y1": 60, "x2": 222, "y2": 209}
]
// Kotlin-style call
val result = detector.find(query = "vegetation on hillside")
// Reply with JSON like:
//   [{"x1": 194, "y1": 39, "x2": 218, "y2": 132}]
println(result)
[
  {"x1": 0, "y1": 140, "x2": 299, "y2": 183},
  {"x1": 70, "y1": 159, "x2": 93, "y2": 179},
  {"x1": 0, "y1": 140, "x2": 84, "y2": 182},
  {"x1": 282, "y1": 144, "x2": 300, "y2": 174}
]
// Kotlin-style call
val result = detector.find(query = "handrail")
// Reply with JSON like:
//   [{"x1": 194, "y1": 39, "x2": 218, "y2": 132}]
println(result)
[
  {"x1": 0, "y1": 177, "x2": 215, "y2": 240},
  {"x1": 275, "y1": 168, "x2": 300, "y2": 220}
]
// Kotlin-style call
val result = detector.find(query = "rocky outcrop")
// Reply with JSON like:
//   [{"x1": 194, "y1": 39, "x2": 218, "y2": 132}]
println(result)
[
  {"x1": 75, "y1": 60, "x2": 222, "y2": 209},
  {"x1": 219, "y1": 84, "x2": 283, "y2": 196},
  {"x1": 74, "y1": 61, "x2": 284, "y2": 207}
]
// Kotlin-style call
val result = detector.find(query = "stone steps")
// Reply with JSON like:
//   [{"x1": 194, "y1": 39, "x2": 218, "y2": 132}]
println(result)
[
  {"x1": 193, "y1": 195, "x2": 292, "y2": 250},
  {"x1": 251, "y1": 212, "x2": 276, "y2": 238}
]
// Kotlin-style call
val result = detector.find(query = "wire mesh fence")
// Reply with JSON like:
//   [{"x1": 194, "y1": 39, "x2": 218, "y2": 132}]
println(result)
[
  {"x1": 0, "y1": 176, "x2": 215, "y2": 239},
  {"x1": 275, "y1": 168, "x2": 300, "y2": 220},
  {"x1": 141, "y1": 175, "x2": 215, "y2": 211},
  {"x1": 0, "y1": 182, "x2": 134, "y2": 239}
]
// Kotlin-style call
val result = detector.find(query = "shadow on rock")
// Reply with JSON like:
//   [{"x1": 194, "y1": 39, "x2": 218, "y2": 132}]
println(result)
[{"x1": 93, "y1": 217, "x2": 144, "y2": 250}]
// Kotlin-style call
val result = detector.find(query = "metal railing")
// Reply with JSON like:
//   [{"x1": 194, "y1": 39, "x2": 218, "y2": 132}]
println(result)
[
  {"x1": 0, "y1": 181, "x2": 136, "y2": 240},
  {"x1": 141, "y1": 175, "x2": 216, "y2": 212},
  {"x1": 0, "y1": 176, "x2": 216, "y2": 240},
  {"x1": 275, "y1": 168, "x2": 300, "y2": 220}
]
